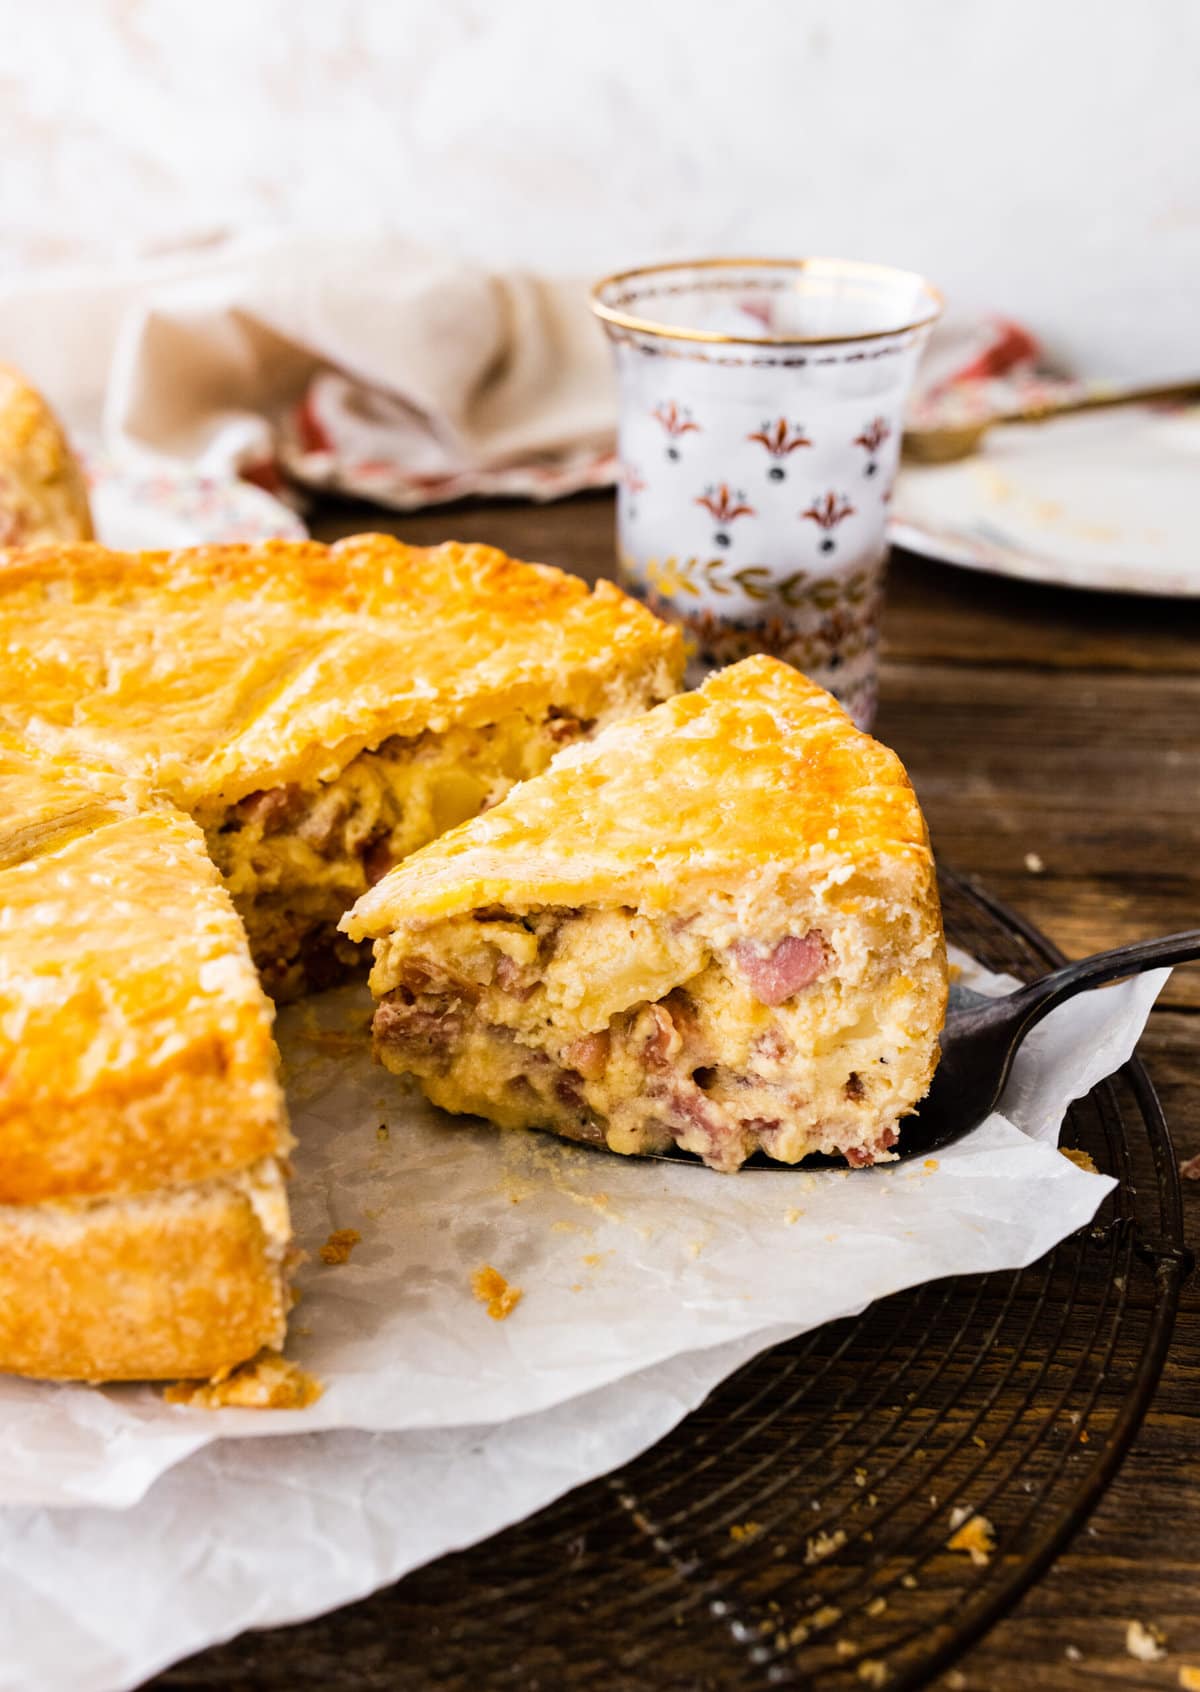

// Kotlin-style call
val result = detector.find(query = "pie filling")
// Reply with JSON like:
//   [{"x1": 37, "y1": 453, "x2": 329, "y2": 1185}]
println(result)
[
  {"x1": 369, "y1": 903, "x2": 944, "y2": 1173},
  {"x1": 197, "y1": 711, "x2": 593, "y2": 999}
]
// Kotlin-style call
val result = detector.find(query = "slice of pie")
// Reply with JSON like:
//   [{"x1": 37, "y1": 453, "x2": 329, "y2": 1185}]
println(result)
[
  {"x1": 345, "y1": 656, "x2": 948, "y2": 1173},
  {"x1": 0, "y1": 535, "x2": 682, "y2": 998},
  {"x1": 0, "y1": 744, "x2": 290, "y2": 1381}
]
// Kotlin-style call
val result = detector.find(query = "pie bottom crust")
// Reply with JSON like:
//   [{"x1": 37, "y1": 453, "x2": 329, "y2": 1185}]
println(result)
[{"x1": 0, "y1": 1160, "x2": 290, "y2": 1383}]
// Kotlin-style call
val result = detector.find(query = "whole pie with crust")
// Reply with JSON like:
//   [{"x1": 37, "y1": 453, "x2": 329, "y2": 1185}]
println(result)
[
  {"x1": 345, "y1": 656, "x2": 948, "y2": 1175},
  {"x1": 0, "y1": 536, "x2": 683, "y2": 1382}
]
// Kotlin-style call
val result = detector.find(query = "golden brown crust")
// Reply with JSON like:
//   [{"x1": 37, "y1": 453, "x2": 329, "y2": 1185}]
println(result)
[
  {"x1": 0, "y1": 766, "x2": 288, "y2": 1205},
  {"x1": 347, "y1": 654, "x2": 940, "y2": 939},
  {"x1": 0, "y1": 1167, "x2": 289, "y2": 1382},
  {"x1": 0, "y1": 535, "x2": 683, "y2": 808},
  {"x1": 0, "y1": 365, "x2": 93, "y2": 546}
]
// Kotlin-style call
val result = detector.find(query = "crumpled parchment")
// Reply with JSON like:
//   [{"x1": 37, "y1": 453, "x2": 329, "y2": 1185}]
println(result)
[{"x1": 0, "y1": 950, "x2": 1170, "y2": 1691}]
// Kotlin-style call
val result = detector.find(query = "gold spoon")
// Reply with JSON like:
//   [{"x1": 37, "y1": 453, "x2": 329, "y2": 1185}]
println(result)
[{"x1": 902, "y1": 378, "x2": 1200, "y2": 465}]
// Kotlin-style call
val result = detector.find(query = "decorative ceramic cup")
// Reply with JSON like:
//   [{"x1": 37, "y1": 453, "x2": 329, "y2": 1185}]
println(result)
[{"x1": 591, "y1": 258, "x2": 942, "y2": 727}]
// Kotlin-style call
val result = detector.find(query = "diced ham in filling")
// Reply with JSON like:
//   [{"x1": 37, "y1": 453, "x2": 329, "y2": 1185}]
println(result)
[
  {"x1": 370, "y1": 918, "x2": 910, "y2": 1172},
  {"x1": 373, "y1": 997, "x2": 465, "y2": 1057},
  {"x1": 234, "y1": 785, "x2": 304, "y2": 833},
  {"x1": 731, "y1": 930, "x2": 828, "y2": 1006}
]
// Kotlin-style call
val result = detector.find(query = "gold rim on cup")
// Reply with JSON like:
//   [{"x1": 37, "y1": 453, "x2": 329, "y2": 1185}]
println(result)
[{"x1": 590, "y1": 256, "x2": 943, "y2": 349}]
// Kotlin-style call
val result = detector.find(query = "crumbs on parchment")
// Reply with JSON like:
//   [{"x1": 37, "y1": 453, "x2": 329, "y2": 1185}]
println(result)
[
  {"x1": 471, "y1": 1264, "x2": 523, "y2": 1321},
  {"x1": 319, "y1": 1227, "x2": 362, "y2": 1265},
  {"x1": 1061, "y1": 1146, "x2": 1099, "y2": 1174},
  {"x1": 164, "y1": 1354, "x2": 323, "y2": 1411},
  {"x1": 947, "y1": 1508, "x2": 995, "y2": 1566}
]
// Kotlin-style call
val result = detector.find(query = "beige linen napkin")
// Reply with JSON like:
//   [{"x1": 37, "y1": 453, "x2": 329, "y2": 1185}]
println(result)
[{"x1": 0, "y1": 234, "x2": 617, "y2": 511}]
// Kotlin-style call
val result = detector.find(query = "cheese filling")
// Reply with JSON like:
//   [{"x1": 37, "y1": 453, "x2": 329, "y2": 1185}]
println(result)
[
  {"x1": 369, "y1": 901, "x2": 944, "y2": 1172},
  {"x1": 196, "y1": 711, "x2": 592, "y2": 999}
]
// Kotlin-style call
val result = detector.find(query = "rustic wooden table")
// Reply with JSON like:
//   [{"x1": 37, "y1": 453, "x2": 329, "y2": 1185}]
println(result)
[{"x1": 164, "y1": 494, "x2": 1200, "y2": 1691}]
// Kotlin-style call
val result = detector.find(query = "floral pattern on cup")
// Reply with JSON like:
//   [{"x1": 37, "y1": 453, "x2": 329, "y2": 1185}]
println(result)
[
  {"x1": 854, "y1": 416, "x2": 892, "y2": 478},
  {"x1": 592, "y1": 259, "x2": 941, "y2": 728},
  {"x1": 651, "y1": 401, "x2": 701, "y2": 460},
  {"x1": 801, "y1": 491, "x2": 857, "y2": 555},
  {"x1": 695, "y1": 483, "x2": 756, "y2": 549},
  {"x1": 747, "y1": 419, "x2": 812, "y2": 481}
]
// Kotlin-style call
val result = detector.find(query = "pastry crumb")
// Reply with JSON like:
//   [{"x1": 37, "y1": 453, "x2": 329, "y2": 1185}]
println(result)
[
  {"x1": 858, "y1": 1662, "x2": 888, "y2": 1687},
  {"x1": 164, "y1": 1354, "x2": 323, "y2": 1410},
  {"x1": 900, "y1": 1573, "x2": 919, "y2": 1589},
  {"x1": 1125, "y1": 1619, "x2": 1167, "y2": 1662},
  {"x1": 376, "y1": 1123, "x2": 389, "y2": 1142},
  {"x1": 805, "y1": 1528, "x2": 847, "y2": 1565},
  {"x1": 812, "y1": 1604, "x2": 842, "y2": 1628},
  {"x1": 319, "y1": 1227, "x2": 361, "y2": 1265},
  {"x1": 471, "y1": 1264, "x2": 523, "y2": 1320},
  {"x1": 854, "y1": 1468, "x2": 867, "y2": 1486},
  {"x1": 865, "y1": 1596, "x2": 887, "y2": 1617},
  {"x1": 835, "y1": 1638, "x2": 857, "y2": 1658},
  {"x1": 1060, "y1": 1146, "x2": 1098, "y2": 1174},
  {"x1": 923, "y1": 1158, "x2": 939, "y2": 1173},
  {"x1": 1064, "y1": 1644, "x2": 1082, "y2": 1662},
  {"x1": 947, "y1": 1511, "x2": 995, "y2": 1565},
  {"x1": 1178, "y1": 1666, "x2": 1200, "y2": 1690},
  {"x1": 729, "y1": 1521, "x2": 763, "y2": 1543},
  {"x1": 784, "y1": 1207, "x2": 803, "y2": 1225}
]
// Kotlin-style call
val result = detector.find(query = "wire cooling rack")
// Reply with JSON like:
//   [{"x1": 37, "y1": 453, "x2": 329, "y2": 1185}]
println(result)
[{"x1": 159, "y1": 871, "x2": 1189, "y2": 1691}]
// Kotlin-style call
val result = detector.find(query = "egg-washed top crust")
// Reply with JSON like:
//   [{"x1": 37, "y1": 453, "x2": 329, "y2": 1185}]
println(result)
[
  {"x1": 0, "y1": 535, "x2": 683, "y2": 812},
  {"x1": 346, "y1": 655, "x2": 937, "y2": 941},
  {"x1": 0, "y1": 364, "x2": 93, "y2": 546},
  {"x1": 0, "y1": 743, "x2": 288, "y2": 1205}
]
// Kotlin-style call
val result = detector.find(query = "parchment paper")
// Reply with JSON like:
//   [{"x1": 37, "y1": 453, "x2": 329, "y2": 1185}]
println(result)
[{"x1": 0, "y1": 953, "x2": 1170, "y2": 1691}]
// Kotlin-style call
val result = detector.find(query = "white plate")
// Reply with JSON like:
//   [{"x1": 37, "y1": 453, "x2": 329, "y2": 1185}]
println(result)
[
  {"x1": 87, "y1": 453, "x2": 307, "y2": 550},
  {"x1": 889, "y1": 404, "x2": 1200, "y2": 596}
]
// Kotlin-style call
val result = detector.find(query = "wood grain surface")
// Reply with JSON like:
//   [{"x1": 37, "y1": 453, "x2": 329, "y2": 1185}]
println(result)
[{"x1": 160, "y1": 496, "x2": 1200, "y2": 1692}]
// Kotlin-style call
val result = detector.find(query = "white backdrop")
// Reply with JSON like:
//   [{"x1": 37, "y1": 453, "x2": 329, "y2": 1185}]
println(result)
[{"x1": 0, "y1": 0, "x2": 1195, "y2": 376}]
